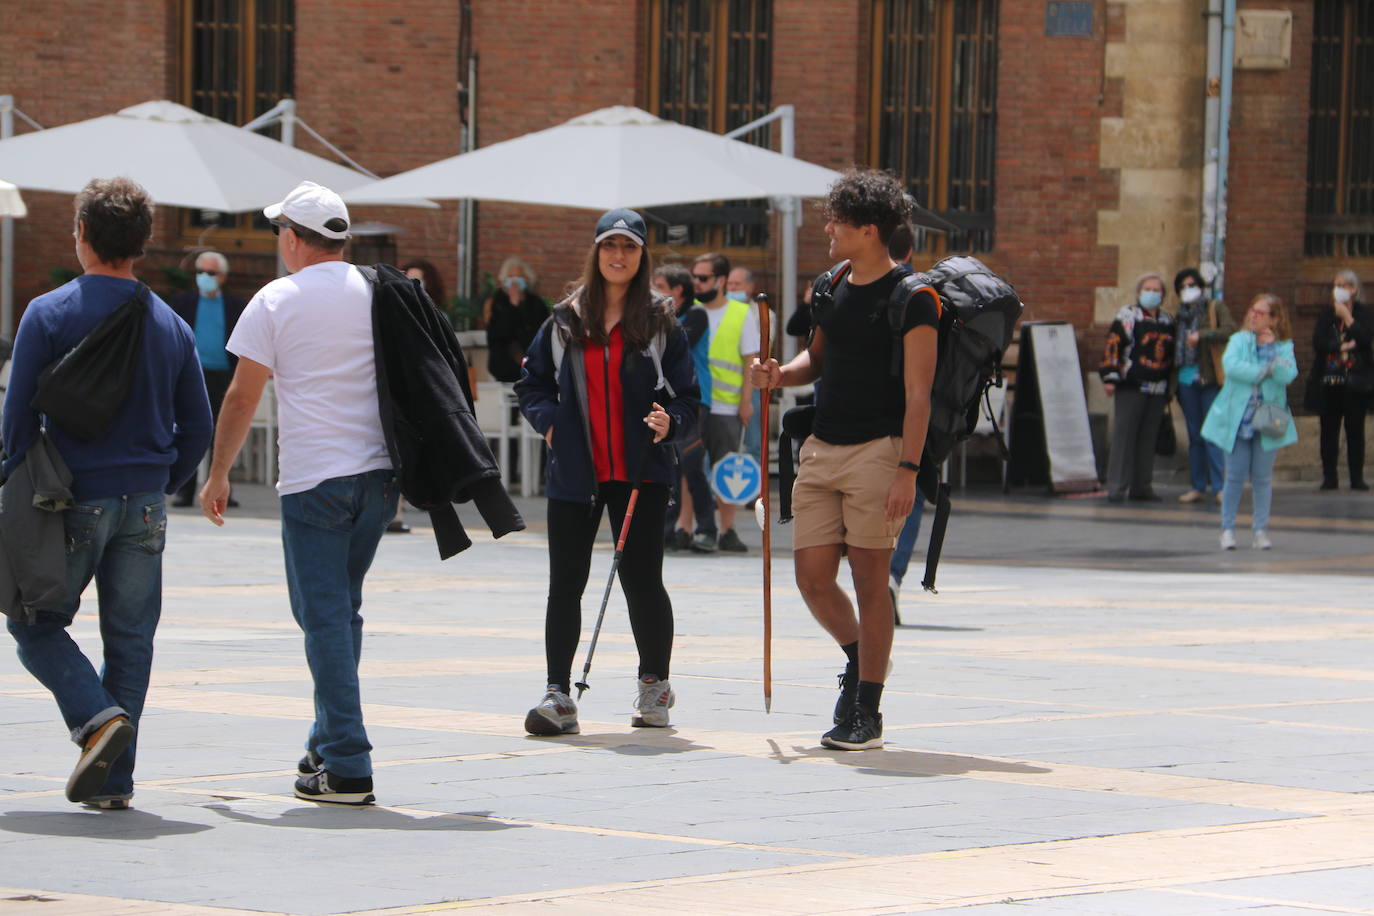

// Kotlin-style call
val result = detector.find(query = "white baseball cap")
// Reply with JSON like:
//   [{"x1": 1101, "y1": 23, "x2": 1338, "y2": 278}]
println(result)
[{"x1": 263, "y1": 180, "x2": 351, "y2": 239}]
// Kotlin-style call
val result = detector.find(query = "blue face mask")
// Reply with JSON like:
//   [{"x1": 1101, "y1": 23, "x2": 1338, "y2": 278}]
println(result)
[
  {"x1": 726, "y1": 289, "x2": 748, "y2": 302},
  {"x1": 505, "y1": 276, "x2": 528, "y2": 295},
  {"x1": 1139, "y1": 290, "x2": 1162, "y2": 309},
  {"x1": 196, "y1": 271, "x2": 219, "y2": 295}
]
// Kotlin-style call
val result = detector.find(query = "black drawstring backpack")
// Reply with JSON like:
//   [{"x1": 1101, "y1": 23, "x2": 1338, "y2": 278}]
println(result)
[{"x1": 31, "y1": 283, "x2": 149, "y2": 441}]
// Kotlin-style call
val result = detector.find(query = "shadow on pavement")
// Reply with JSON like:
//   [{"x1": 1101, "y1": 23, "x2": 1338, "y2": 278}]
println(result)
[
  {"x1": 204, "y1": 803, "x2": 525, "y2": 831},
  {"x1": 554, "y1": 728, "x2": 712, "y2": 756},
  {"x1": 0, "y1": 809, "x2": 213, "y2": 839},
  {"x1": 766, "y1": 740, "x2": 1050, "y2": 780}
]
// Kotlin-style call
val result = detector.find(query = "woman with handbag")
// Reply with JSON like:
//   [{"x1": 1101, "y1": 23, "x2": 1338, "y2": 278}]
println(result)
[
  {"x1": 1305, "y1": 270, "x2": 1371, "y2": 490},
  {"x1": 1202, "y1": 294, "x2": 1299, "y2": 550},
  {"x1": 1173, "y1": 267, "x2": 1234, "y2": 503}
]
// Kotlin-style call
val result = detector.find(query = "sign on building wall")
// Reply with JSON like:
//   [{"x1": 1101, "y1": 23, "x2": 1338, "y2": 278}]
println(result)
[{"x1": 1045, "y1": 2, "x2": 1093, "y2": 37}]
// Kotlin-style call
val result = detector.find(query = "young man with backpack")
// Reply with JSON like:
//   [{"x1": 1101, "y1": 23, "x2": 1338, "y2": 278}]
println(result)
[{"x1": 751, "y1": 170, "x2": 938, "y2": 750}]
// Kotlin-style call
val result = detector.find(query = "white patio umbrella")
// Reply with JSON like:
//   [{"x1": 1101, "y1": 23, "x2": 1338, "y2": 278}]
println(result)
[
  {"x1": 0, "y1": 179, "x2": 25, "y2": 217},
  {"x1": 342, "y1": 106, "x2": 839, "y2": 209},
  {"x1": 0, "y1": 100, "x2": 431, "y2": 212}
]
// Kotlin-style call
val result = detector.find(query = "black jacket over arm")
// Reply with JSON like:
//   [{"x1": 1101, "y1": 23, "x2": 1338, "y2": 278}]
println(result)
[{"x1": 365, "y1": 264, "x2": 525, "y2": 559}]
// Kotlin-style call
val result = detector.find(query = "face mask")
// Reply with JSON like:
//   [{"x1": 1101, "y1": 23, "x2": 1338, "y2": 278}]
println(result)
[
  {"x1": 1334, "y1": 287, "x2": 1353, "y2": 305},
  {"x1": 196, "y1": 271, "x2": 219, "y2": 295},
  {"x1": 726, "y1": 290, "x2": 748, "y2": 302},
  {"x1": 697, "y1": 288, "x2": 718, "y2": 304},
  {"x1": 1180, "y1": 286, "x2": 1203, "y2": 304},
  {"x1": 1139, "y1": 290, "x2": 1163, "y2": 309},
  {"x1": 506, "y1": 276, "x2": 528, "y2": 295}
]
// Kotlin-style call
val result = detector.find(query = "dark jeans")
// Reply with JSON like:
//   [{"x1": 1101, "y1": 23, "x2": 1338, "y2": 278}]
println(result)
[
  {"x1": 1318, "y1": 384, "x2": 1368, "y2": 485},
  {"x1": 1106, "y1": 388, "x2": 1167, "y2": 499},
  {"x1": 669, "y1": 408, "x2": 716, "y2": 536},
  {"x1": 280, "y1": 470, "x2": 397, "y2": 779},
  {"x1": 176, "y1": 368, "x2": 231, "y2": 500},
  {"x1": 7, "y1": 492, "x2": 166, "y2": 799},
  {"x1": 1177, "y1": 380, "x2": 1225, "y2": 493},
  {"x1": 546, "y1": 483, "x2": 672, "y2": 692}
]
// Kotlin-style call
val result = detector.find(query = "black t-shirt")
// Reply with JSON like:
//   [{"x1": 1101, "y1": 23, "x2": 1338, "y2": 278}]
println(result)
[{"x1": 812, "y1": 266, "x2": 940, "y2": 445}]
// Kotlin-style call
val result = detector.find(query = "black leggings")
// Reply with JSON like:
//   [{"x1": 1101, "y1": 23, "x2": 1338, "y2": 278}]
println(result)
[
  {"x1": 1319, "y1": 384, "x2": 1368, "y2": 484},
  {"x1": 545, "y1": 483, "x2": 672, "y2": 692}
]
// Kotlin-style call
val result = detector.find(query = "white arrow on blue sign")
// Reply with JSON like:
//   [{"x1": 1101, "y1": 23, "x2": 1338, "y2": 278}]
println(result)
[{"x1": 710, "y1": 452, "x2": 761, "y2": 505}]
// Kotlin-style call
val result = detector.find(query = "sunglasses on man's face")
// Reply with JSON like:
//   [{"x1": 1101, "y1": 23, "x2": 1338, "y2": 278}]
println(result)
[
  {"x1": 692, "y1": 274, "x2": 714, "y2": 283},
  {"x1": 270, "y1": 221, "x2": 292, "y2": 237}
]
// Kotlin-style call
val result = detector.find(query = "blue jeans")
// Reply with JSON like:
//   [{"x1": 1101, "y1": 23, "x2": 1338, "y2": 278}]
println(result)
[
  {"x1": 889, "y1": 498, "x2": 925, "y2": 586},
  {"x1": 1220, "y1": 436, "x2": 1277, "y2": 532},
  {"x1": 7, "y1": 492, "x2": 166, "y2": 798},
  {"x1": 280, "y1": 470, "x2": 396, "y2": 779},
  {"x1": 1177, "y1": 381, "x2": 1225, "y2": 493}
]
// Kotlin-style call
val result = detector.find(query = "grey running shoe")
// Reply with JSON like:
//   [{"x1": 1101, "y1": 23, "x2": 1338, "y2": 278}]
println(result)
[
  {"x1": 298, "y1": 749, "x2": 324, "y2": 774},
  {"x1": 689, "y1": 530, "x2": 718, "y2": 553},
  {"x1": 718, "y1": 528, "x2": 747, "y2": 552},
  {"x1": 525, "y1": 687, "x2": 580, "y2": 736},
  {"x1": 82, "y1": 795, "x2": 132, "y2": 810},
  {"x1": 294, "y1": 770, "x2": 375, "y2": 806},
  {"x1": 822, "y1": 706, "x2": 884, "y2": 751},
  {"x1": 632, "y1": 676, "x2": 675, "y2": 727}
]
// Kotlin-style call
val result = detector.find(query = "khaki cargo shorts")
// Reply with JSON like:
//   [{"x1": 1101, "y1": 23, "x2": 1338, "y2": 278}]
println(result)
[{"x1": 791, "y1": 435, "x2": 903, "y2": 551}]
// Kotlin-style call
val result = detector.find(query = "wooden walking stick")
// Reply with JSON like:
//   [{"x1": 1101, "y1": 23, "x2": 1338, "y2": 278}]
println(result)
[{"x1": 756, "y1": 293, "x2": 773, "y2": 713}]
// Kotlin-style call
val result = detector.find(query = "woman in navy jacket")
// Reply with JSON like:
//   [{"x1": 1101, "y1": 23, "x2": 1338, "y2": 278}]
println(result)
[{"x1": 515, "y1": 209, "x2": 700, "y2": 737}]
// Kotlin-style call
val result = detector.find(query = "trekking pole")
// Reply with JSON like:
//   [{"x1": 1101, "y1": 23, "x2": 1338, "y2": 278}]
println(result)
[
  {"x1": 575, "y1": 428, "x2": 659, "y2": 699},
  {"x1": 756, "y1": 293, "x2": 773, "y2": 713}
]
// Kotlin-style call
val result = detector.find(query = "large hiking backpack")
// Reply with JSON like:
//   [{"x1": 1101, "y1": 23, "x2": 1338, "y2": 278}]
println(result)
[{"x1": 795, "y1": 255, "x2": 1024, "y2": 591}]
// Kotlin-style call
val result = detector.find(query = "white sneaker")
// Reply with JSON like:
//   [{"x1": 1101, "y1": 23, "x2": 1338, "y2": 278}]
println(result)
[
  {"x1": 632, "y1": 676, "x2": 675, "y2": 727},
  {"x1": 525, "y1": 686, "x2": 579, "y2": 736},
  {"x1": 1253, "y1": 530, "x2": 1272, "y2": 550},
  {"x1": 1220, "y1": 529, "x2": 1237, "y2": 550}
]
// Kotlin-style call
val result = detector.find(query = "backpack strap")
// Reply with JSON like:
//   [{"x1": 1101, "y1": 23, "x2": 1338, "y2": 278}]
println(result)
[
  {"x1": 806, "y1": 260, "x2": 852, "y2": 343},
  {"x1": 645, "y1": 328, "x2": 676, "y2": 399},
  {"x1": 886, "y1": 273, "x2": 941, "y2": 377}
]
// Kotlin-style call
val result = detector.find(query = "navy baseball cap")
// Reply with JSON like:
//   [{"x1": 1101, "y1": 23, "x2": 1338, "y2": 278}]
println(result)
[{"x1": 594, "y1": 208, "x2": 647, "y2": 246}]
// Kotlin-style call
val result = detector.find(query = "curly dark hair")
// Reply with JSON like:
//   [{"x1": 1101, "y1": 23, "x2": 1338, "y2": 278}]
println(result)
[
  {"x1": 821, "y1": 169, "x2": 914, "y2": 245},
  {"x1": 73, "y1": 177, "x2": 153, "y2": 263}
]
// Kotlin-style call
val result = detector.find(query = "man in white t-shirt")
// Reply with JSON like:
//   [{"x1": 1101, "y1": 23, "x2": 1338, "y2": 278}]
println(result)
[{"x1": 199, "y1": 180, "x2": 394, "y2": 807}]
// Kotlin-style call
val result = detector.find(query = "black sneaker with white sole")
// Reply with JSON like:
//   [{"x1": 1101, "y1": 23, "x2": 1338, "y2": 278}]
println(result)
[
  {"x1": 833, "y1": 665, "x2": 858, "y2": 724},
  {"x1": 821, "y1": 706, "x2": 884, "y2": 751},
  {"x1": 298, "y1": 750, "x2": 324, "y2": 774},
  {"x1": 294, "y1": 770, "x2": 375, "y2": 806}
]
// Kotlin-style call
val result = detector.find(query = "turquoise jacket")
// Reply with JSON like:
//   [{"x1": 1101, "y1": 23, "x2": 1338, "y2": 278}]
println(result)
[{"x1": 1201, "y1": 331, "x2": 1299, "y2": 452}]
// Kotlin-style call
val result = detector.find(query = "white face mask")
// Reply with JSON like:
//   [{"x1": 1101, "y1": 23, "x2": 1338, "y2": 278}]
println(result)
[
  {"x1": 1334, "y1": 286, "x2": 1353, "y2": 305},
  {"x1": 1180, "y1": 286, "x2": 1203, "y2": 304}
]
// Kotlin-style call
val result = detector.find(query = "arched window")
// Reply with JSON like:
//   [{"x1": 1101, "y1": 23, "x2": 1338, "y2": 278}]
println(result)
[{"x1": 1306, "y1": 0, "x2": 1373, "y2": 259}]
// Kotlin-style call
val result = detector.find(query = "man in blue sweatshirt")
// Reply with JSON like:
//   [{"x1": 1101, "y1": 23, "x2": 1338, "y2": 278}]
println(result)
[{"x1": 2, "y1": 177, "x2": 212, "y2": 810}]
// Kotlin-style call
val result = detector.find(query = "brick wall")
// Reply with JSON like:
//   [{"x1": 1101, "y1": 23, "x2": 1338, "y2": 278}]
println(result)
[
  {"x1": 0, "y1": 0, "x2": 178, "y2": 322},
  {"x1": 995, "y1": 1, "x2": 1119, "y2": 368},
  {"x1": 1225, "y1": 1, "x2": 1316, "y2": 384}
]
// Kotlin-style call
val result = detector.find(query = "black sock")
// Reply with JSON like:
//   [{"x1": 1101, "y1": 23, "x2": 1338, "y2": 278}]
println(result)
[
  {"x1": 857, "y1": 681, "x2": 884, "y2": 715},
  {"x1": 841, "y1": 641, "x2": 859, "y2": 667}
]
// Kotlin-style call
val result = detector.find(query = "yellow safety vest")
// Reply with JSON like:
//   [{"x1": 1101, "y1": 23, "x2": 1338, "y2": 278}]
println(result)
[{"x1": 707, "y1": 300, "x2": 750, "y2": 407}]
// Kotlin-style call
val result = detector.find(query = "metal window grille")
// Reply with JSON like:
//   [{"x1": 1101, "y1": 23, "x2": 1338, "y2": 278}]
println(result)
[
  {"x1": 871, "y1": 0, "x2": 998, "y2": 254},
  {"x1": 181, "y1": 0, "x2": 295, "y2": 236},
  {"x1": 1305, "y1": 0, "x2": 1374, "y2": 258},
  {"x1": 647, "y1": 0, "x2": 772, "y2": 251}
]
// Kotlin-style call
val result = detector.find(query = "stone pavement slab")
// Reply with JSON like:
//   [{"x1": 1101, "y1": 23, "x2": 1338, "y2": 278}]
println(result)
[{"x1": 0, "y1": 488, "x2": 1371, "y2": 914}]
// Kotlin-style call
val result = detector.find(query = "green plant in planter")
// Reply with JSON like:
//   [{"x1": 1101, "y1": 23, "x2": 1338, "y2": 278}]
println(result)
[
  {"x1": 48, "y1": 266, "x2": 79, "y2": 288},
  {"x1": 445, "y1": 271, "x2": 496, "y2": 332}
]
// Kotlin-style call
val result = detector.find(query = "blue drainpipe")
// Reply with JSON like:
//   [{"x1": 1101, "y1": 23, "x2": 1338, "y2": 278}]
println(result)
[{"x1": 1214, "y1": 0, "x2": 1236, "y2": 303}]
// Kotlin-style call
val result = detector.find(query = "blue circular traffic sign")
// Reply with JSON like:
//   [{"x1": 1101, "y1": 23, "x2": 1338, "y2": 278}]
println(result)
[{"x1": 710, "y1": 452, "x2": 761, "y2": 505}]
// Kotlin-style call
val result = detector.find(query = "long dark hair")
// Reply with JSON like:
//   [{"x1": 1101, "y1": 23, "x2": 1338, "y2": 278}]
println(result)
[{"x1": 566, "y1": 240, "x2": 674, "y2": 352}]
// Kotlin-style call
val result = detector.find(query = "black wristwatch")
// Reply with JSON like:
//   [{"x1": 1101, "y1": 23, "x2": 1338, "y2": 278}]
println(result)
[{"x1": 898, "y1": 460, "x2": 920, "y2": 473}]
